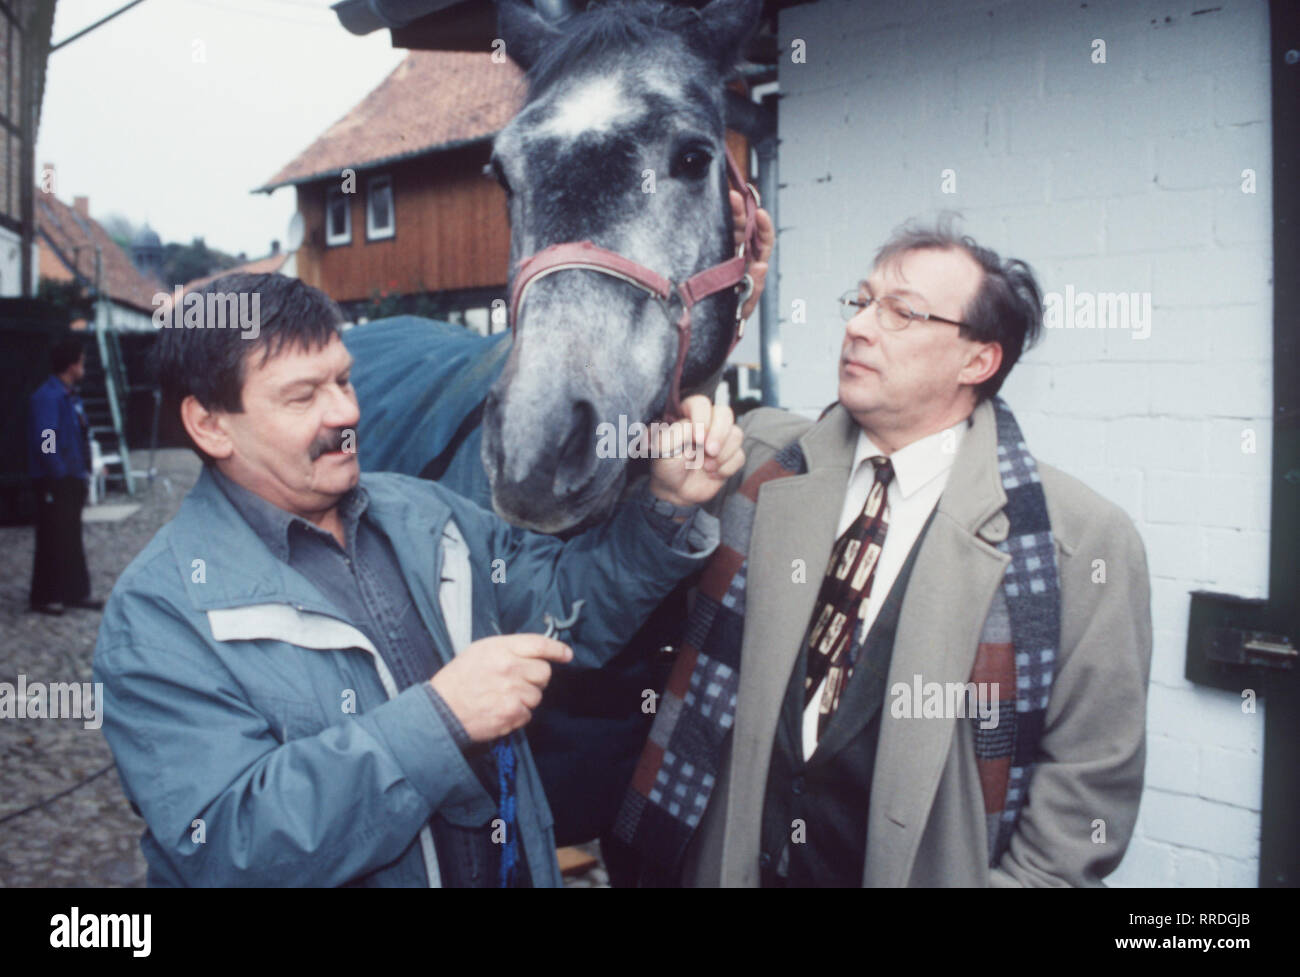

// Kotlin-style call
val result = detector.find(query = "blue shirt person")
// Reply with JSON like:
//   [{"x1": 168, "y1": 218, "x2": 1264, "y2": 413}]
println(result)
[{"x1": 27, "y1": 336, "x2": 99, "y2": 614}]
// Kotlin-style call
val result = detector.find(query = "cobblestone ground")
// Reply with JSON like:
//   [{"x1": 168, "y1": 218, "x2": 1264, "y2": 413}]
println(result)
[{"x1": 0, "y1": 449, "x2": 607, "y2": 888}]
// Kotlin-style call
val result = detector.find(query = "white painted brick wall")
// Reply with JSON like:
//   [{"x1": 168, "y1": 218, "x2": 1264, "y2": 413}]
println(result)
[{"x1": 777, "y1": 0, "x2": 1272, "y2": 886}]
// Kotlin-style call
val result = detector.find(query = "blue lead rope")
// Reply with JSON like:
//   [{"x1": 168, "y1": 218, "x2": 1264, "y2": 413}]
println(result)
[{"x1": 493, "y1": 738, "x2": 518, "y2": 887}]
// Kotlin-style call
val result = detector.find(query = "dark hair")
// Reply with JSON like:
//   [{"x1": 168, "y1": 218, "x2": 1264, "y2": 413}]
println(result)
[
  {"x1": 523, "y1": 3, "x2": 707, "y2": 93},
  {"x1": 50, "y1": 335, "x2": 85, "y2": 374},
  {"x1": 153, "y1": 273, "x2": 345, "y2": 461},
  {"x1": 873, "y1": 214, "x2": 1044, "y2": 402}
]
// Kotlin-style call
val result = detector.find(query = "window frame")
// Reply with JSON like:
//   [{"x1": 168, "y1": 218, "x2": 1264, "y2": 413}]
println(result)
[
  {"x1": 365, "y1": 174, "x2": 395, "y2": 242},
  {"x1": 325, "y1": 186, "x2": 352, "y2": 247}
]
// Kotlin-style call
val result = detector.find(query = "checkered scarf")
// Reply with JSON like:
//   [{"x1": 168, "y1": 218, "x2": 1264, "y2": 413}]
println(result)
[{"x1": 612, "y1": 397, "x2": 1060, "y2": 879}]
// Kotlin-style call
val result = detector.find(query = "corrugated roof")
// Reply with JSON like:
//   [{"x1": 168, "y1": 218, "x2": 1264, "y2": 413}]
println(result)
[
  {"x1": 36, "y1": 194, "x2": 163, "y2": 313},
  {"x1": 256, "y1": 50, "x2": 526, "y2": 193}
]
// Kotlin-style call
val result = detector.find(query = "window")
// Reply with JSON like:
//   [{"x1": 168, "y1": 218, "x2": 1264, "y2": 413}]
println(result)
[
  {"x1": 326, "y1": 187, "x2": 351, "y2": 246},
  {"x1": 366, "y1": 175, "x2": 395, "y2": 241}
]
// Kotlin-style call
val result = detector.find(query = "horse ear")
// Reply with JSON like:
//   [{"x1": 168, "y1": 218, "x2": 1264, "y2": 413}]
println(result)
[
  {"x1": 693, "y1": 0, "x2": 763, "y2": 71},
  {"x1": 496, "y1": 0, "x2": 563, "y2": 71}
]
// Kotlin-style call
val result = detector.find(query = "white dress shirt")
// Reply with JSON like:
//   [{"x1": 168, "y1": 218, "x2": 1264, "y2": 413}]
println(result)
[{"x1": 801, "y1": 416, "x2": 970, "y2": 760}]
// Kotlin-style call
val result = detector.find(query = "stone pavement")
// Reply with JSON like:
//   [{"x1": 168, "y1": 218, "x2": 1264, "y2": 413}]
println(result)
[{"x1": 0, "y1": 449, "x2": 607, "y2": 888}]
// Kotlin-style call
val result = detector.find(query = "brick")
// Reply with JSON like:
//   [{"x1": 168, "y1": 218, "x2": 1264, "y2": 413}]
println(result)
[
  {"x1": 1173, "y1": 849, "x2": 1220, "y2": 887},
  {"x1": 1149, "y1": 628, "x2": 1193, "y2": 689},
  {"x1": 1196, "y1": 474, "x2": 1270, "y2": 532},
  {"x1": 1202, "y1": 360, "x2": 1272, "y2": 419},
  {"x1": 1048, "y1": 363, "x2": 1147, "y2": 417},
  {"x1": 1213, "y1": 68, "x2": 1270, "y2": 127},
  {"x1": 1203, "y1": 303, "x2": 1271, "y2": 362},
  {"x1": 1003, "y1": 202, "x2": 1106, "y2": 260},
  {"x1": 1022, "y1": 414, "x2": 1106, "y2": 471},
  {"x1": 931, "y1": 154, "x2": 1050, "y2": 209},
  {"x1": 1104, "y1": 304, "x2": 1202, "y2": 363},
  {"x1": 1049, "y1": 254, "x2": 1153, "y2": 298},
  {"x1": 1151, "y1": 247, "x2": 1270, "y2": 308},
  {"x1": 998, "y1": 360, "x2": 1054, "y2": 407},
  {"x1": 1109, "y1": 835, "x2": 1176, "y2": 887},
  {"x1": 1107, "y1": 417, "x2": 1206, "y2": 473},
  {"x1": 1041, "y1": 30, "x2": 1146, "y2": 98},
  {"x1": 1145, "y1": 734, "x2": 1199, "y2": 794},
  {"x1": 1201, "y1": 527, "x2": 1269, "y2": 595},
  {"x1": 1145, "y1": 362, "x2": 1268, "y2": 418},
  {"x1": 1105, "y1": 189, "x2": 1215, "y2": 255},
  {"x1": 1216, "y1": 857, "x2": 1259, "y2": 888},
  {"x1": 1199, "y1": 747, "x2": 1263, "y2": 811},
  {"x1": 1051, "y1": 145, "x2": 1154, "y2": 201},
  {"x1": 1149, "y1": 577, "x2": 1193, "y2": 635},
  {"x1": 1213, "y1": 184, "x2": 1271, "y2": 247},
  {"x1": 1146, "y1": 685, "x2": 1262, "y2": 754},
  {"x1": 1071, "y1": 465, "x2": 1143, "y2": 523},
  {"x1": 900, "y1": 9, "x2": 994, "y2": 69},
  {"x1": 1204, "y1": 419, "x2": 1271, "y2": 474},
  {"x1": 1141, "y1": 5, "x2": 1269, "y2": 81},
  {"x1": 1146, "y1": 363, "x2": 1205, "y2": 416},
  {"x1": 956, "y1": 53, "x2": 1042, "y2": 110},
  {"x1": 1140, "y1": 790, "x2": 1259, "y2": 859},
  {"x1": 1145, "y1": 471, "x2": 1201, "y2": 526},
  {"x1": 1154, "y1": 128, "x2": 1270, "y2": 191},
  {"x1": 1140, "y1": 521, "x2": 1201, "y2": 583}
]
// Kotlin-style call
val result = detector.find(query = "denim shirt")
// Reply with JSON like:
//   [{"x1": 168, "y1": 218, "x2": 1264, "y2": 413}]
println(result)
[{"x1": 210, "y1": 466, "x2": 708, "y2": 885}]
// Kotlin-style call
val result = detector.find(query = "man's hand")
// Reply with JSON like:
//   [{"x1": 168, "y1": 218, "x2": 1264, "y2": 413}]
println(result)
[
  {"x1": 429, "y1": 634, "x2": 572, "y2": 743},
  {"x1": 649, "y1": 394, "x2": 745, "y2": 508},
  {"x1": 730, "y1": 189, "x2": 774, "y2": 321}
]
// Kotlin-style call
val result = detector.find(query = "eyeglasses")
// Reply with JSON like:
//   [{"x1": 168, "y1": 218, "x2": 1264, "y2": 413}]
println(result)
[{"x1": 838, "y1": 287, "x2": 973, "y2": 331}]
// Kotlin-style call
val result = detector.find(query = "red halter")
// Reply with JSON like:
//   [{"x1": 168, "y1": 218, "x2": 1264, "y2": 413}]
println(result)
[{"x1": 508, "y1": 147, "x2": 762, "y2": 420}]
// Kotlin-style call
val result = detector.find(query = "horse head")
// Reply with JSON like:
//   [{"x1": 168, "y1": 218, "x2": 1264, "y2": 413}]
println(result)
[{"x1": 482, "y1": 0, "x2": 762, "y2": 533}]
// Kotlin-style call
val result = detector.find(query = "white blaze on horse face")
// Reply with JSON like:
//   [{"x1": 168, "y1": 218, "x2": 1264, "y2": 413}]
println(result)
[{"x1": 537, "y1": 76, "x2": 633, "y2": 139}]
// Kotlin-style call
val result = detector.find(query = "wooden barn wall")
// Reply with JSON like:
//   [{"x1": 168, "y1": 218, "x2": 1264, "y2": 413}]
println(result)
[
  {"x1": 293, "y1": 131, "x2": 751, "y2": 305},
  {"x1": 293, "y1": 143, "x2": 509, "y2": 303}
]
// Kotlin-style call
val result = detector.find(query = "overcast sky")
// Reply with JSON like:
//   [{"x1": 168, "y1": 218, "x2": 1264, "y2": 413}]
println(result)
[{"x1": 37, "y1": 0, "x2": 407, "y2": 258}]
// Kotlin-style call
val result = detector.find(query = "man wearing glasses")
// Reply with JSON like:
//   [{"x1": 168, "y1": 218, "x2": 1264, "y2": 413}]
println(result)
[{"x1": 617, "y1": 219, "x2": 1152, "y2": 887}]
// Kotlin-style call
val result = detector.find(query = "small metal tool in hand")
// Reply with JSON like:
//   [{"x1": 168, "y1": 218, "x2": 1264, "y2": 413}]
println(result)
[{"x1": 542, "y1": 599, "x2": 585, "y2": 639}]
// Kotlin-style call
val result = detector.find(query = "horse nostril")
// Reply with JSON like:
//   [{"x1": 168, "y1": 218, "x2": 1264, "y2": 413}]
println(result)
[{"x1": 554, "y1": 399, "x2": 598, "y2": 495}]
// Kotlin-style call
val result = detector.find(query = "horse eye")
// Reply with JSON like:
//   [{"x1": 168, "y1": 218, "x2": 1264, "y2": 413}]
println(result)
[{"x1": 671, "y1": 146, "x2": 713, "y2": 180}]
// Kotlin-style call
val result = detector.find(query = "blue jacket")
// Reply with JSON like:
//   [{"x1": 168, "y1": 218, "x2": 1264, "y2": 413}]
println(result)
[
  {"x1": 92, "y1": 466, "x2": 715, "y2": 887},
  {"x1": 28, "y1": 374, "x2": 89, "y2": 480}
]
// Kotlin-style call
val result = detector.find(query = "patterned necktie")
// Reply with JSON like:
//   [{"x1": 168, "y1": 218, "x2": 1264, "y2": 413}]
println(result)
[{"x1": 801, "y1": 455, "x2": 894, "y2": 741}]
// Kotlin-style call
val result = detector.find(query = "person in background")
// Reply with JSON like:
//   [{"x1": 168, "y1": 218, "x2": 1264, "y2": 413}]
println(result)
[{"x1": 28, "y1": 336, "x2": 102, "y2": 616}]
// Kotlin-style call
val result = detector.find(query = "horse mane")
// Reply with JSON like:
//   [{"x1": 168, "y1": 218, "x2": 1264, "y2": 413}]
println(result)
[{"x1": 525, "y1": 0, "x2": 710, "y2": 95}]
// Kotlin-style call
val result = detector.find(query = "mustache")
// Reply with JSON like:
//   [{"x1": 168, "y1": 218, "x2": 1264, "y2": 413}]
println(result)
[{"x1": 308, "y1": 428, "x2": 350, "y2": 460}]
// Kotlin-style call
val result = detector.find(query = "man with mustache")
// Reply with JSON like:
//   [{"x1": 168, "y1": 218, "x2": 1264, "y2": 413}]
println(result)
[
  {"x1": 617, "y1": 220, "x2": 1152, "y2": 887},
  {"x1": 92, "y1": 272, "x2": 743, "y2": 887}
]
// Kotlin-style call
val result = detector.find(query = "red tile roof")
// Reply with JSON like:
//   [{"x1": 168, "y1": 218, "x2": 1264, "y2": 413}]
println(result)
[
  {"x1": 182, "y1": 252, "x2": 291, "y2": 292},
  {"x1": 257, "y1": 51, "x2": 526, "y2": 193},
  {"x1": 36, "y1": 194, "x2": 164, "y2": 313}
]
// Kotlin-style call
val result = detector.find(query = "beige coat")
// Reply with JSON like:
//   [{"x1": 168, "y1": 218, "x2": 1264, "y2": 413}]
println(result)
[{"x1": 684, "y1": 400, "x2": 1152, "y2": 887}]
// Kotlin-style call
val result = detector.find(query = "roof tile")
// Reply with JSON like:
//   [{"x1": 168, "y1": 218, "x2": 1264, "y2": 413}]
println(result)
[{"x1": 258, "y1": 51, "x2": 526, "y2": 191}]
